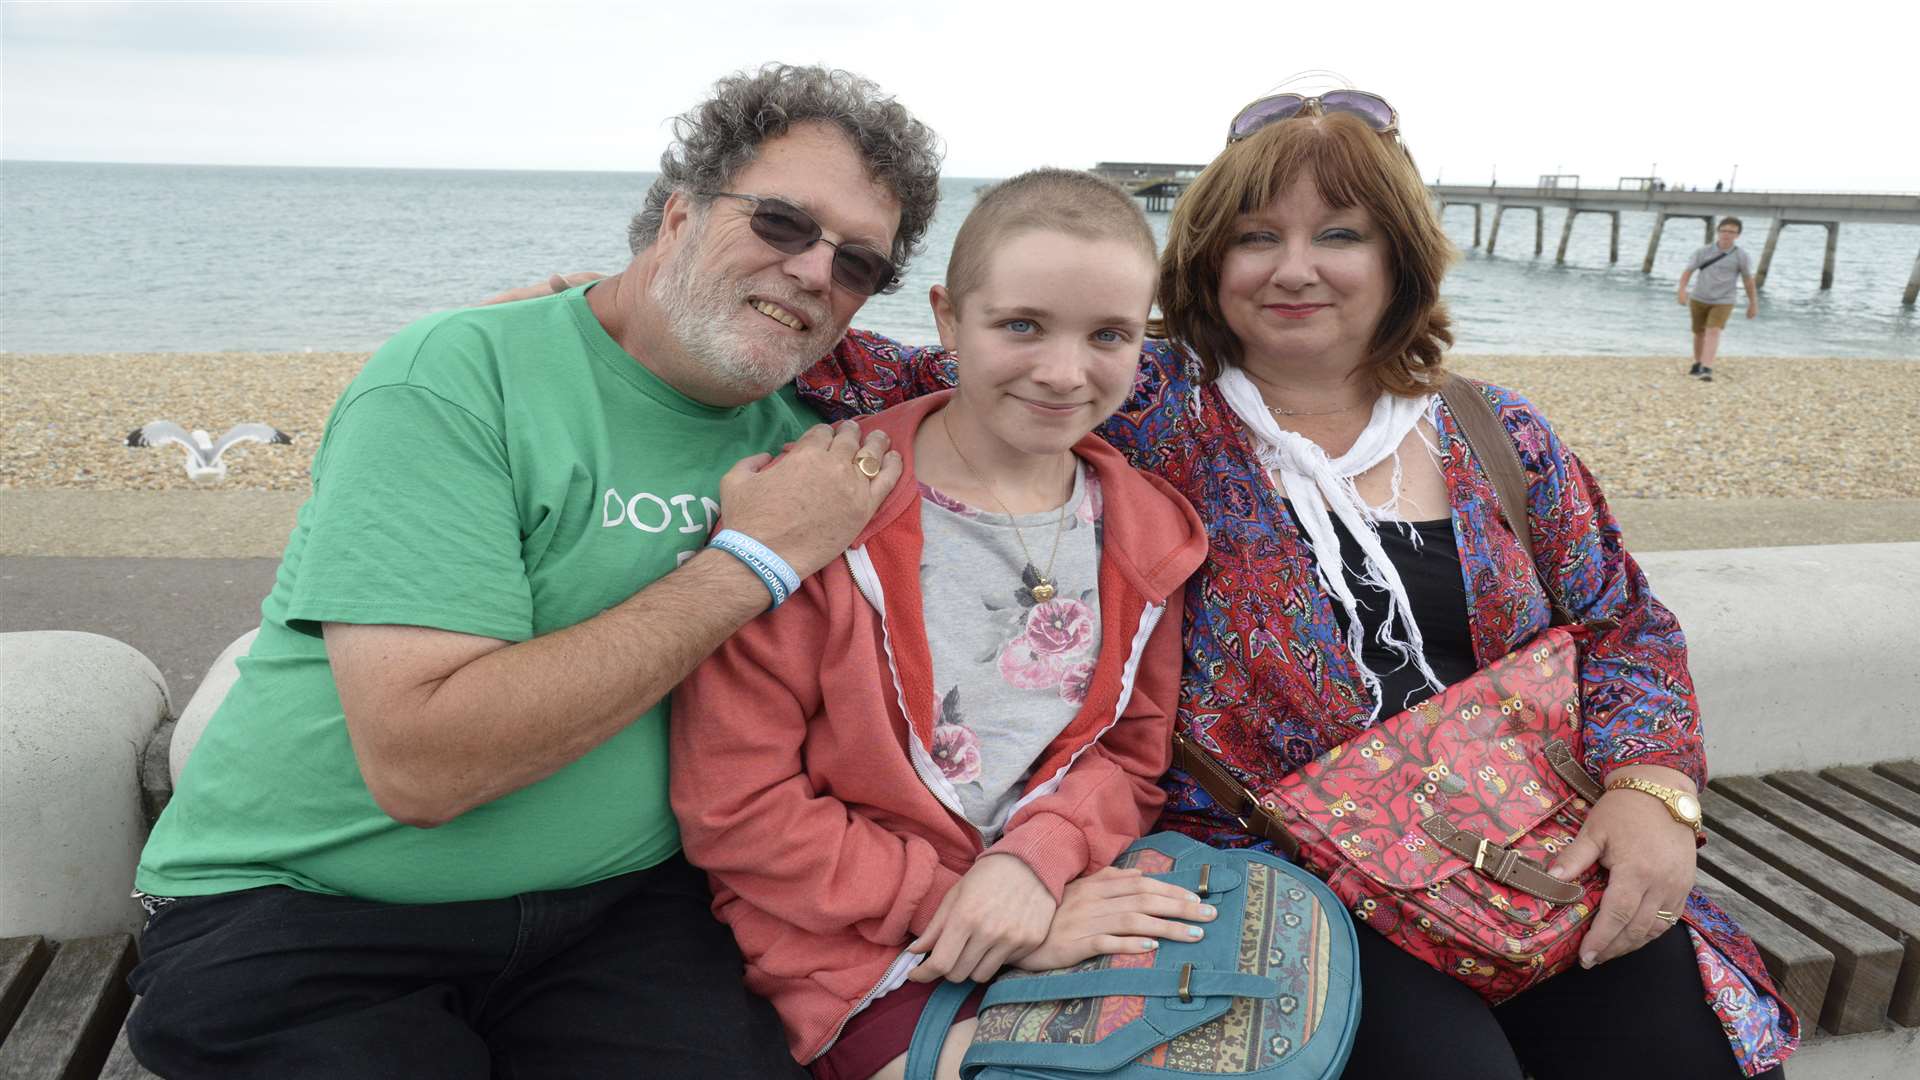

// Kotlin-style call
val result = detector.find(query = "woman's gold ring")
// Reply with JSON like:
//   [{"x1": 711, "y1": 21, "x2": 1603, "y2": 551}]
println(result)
[
  {"x1": 854, "y1": 454, "x2": 883, "y2": 479},
  {"x1": 1653, "y1": 909, "x2": 1679, "y2": 924}
]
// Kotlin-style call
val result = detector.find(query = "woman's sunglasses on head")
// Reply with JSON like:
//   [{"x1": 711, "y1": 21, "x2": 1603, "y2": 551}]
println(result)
[
  {"x1": 699, "y1": 192, "x2": 900, "y2": 296},
  {"x1": 1226, "y1": 90, "x2": 1398, "y2": 144}
]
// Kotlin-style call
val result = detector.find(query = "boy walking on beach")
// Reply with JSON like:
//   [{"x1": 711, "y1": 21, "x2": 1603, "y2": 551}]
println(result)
[
  {"x1": 124, "y1": 64, "x2": 938, "y2": 1079},
  {"x1": 1677, "y1": 216, "x2": 1758, "y2": 382}
]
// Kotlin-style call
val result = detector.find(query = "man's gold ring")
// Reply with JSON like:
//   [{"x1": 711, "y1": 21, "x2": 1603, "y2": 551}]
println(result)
[
  {"x1": 854, "y1": 454, "x2": 883, "y2": 479},
  {"x1": 1653, "y1": 909, "x2": 1679, "y2": 924}
]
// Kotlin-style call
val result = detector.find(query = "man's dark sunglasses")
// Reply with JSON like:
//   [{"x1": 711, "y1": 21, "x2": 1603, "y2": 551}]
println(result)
[{"x1": 699, "y1": 192, "x2": 900, "y2": 296}]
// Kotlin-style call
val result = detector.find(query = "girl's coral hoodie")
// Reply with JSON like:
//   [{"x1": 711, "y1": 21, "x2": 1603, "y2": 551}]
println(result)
[{"x1": 670, "y1": 391, "x2": 1207, "y2": 1063}]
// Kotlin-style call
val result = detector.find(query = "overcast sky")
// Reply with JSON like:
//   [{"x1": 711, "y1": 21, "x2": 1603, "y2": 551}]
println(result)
[{"x1": 2, "y1": 0, "x2": 1913, "y2": 192}]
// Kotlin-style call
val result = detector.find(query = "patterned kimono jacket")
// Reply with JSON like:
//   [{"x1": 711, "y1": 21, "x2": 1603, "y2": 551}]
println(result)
[{"x1": 799, "y1": 331, "x2": 1798, "y2": 1076}]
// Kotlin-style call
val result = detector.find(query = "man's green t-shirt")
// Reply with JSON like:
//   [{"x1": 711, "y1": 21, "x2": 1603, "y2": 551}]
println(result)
[{"x1": 136, "y1": 286, "x2": 814, "y2": 903}]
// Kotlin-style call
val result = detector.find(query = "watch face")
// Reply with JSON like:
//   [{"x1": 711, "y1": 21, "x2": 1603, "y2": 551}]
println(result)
[{"x1": 1674, "y1": 793, "x2": 1701, "y2": 822}]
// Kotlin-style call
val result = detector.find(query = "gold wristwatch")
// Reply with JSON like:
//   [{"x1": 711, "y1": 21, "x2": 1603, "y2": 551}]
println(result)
[{"x1": 1605, "y1": 776, "x2": 1704, "y2": 836}]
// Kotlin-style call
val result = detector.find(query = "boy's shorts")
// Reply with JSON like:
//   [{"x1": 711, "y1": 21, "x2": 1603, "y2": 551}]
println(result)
[{"x1": 1690, "y1": 299, "x2": 1734, "y2": 333}]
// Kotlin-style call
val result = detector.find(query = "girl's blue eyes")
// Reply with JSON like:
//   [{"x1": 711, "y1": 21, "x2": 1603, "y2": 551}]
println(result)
[{"x1": 999, "y1": 321, "x2": 1131, "y2": 344}]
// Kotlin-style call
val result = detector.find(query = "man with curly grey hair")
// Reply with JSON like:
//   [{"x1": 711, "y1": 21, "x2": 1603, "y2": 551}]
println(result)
[{"x1": 127, "y1": 64, "x2": 941, "y2": 1078}]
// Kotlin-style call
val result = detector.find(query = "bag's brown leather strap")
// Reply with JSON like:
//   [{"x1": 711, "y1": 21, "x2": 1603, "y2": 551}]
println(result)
[
  {"x1": 1544, "y1": 738, "x2": 1606, "y2": 803},
  {"x1": 1418, "y1": 816, "x2": 1584, "y2": 904},
  {"x1": 1437, "y1": 374, "x2": 1580, "y2": 628},
  {"x1": 1171, "y1": 732, "x2": 1300, "y2": 859}
]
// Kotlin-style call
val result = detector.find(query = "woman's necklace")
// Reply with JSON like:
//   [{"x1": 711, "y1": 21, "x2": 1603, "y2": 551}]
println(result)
[
  {"x1": 939, "y1": 413, "x2": 1071, "y2": 603},
  {"x1": 1266, "y1": 400, "x2": 1371, "y2": 418}
]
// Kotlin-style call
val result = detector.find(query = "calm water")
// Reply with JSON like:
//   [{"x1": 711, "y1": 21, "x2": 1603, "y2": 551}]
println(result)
[{"x1": 3, "y1": 160, "x2": 1915, "y2": 358}]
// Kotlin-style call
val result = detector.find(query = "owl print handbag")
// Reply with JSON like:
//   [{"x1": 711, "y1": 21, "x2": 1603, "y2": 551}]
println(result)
[
  {"x1": 1174, "y1": 624, "x2": 1608, "y2": 1003},
  {"x1": 902, "y1": 832, "x2": 1361, "y2": 1079},
  {"x1": 1172, "y1": 376, "x2": 1614, "y2": 1003}
]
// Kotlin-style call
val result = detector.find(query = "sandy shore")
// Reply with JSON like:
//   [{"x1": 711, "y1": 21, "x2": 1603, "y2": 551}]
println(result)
[{"x1": 4, "y1": 350, "x2": 1917, "y2": 499}]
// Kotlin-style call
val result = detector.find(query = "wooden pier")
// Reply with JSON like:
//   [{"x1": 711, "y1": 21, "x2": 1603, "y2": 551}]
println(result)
[
  {"x1": 1431, "y1": 183, "x2": 1920, "y2": 306},
  {"x1": 1090, "y1": 162, "x2": 1201, "y2": 212}
]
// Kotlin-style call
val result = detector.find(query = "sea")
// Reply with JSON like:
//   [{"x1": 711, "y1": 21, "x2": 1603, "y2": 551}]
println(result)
[{"x1": 2, "y1": 160, "x2": 1915, "y2": 359}]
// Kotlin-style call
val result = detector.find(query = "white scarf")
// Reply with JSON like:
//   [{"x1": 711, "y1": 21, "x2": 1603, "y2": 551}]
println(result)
[{"x1": 1215, "y1": 365, "x2": 1446, "y2": 719}]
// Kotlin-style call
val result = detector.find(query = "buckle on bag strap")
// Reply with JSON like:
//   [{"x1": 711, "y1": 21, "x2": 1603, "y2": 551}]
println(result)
[{"x1": 1420, "y1": 817, "x2": 1583, "y2": 904}]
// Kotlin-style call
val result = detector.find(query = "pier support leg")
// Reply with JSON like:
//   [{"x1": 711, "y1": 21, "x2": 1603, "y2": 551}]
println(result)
[
  {"x1": 1821, "y1": 222, "x2": 1839, "y2": 290},
  {"x1": 1534, "y1": 209, "x2": 1544, "y2": 256},
  {"x1": 1643, "y1": 212, "x2": 1667, "y2": 273},
  {"x1": 1756, "y1": 219, "x2": 1783, "y2": 289},
  {"x1": 1472, "y1": 204, "x2": 1482, "y2": 249},
  {"x1": 1487, "y1": 206, "x2": 1504, "y2": 255},
  {"x1": 1555, "y1": 209, "x2": 1576, "y2": 265},
  {"x1": 1905, "y1": 245, "x2": 1920, "y2": 307},
  {"x1": 1608, "y1": 212, "x2": 1620, "y2": 263},
  {"x1": 1703, "y1": 218, "x2": 1713, "y2": 243}
]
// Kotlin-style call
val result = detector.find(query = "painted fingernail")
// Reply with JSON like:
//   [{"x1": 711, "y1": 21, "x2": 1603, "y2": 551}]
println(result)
[
  {"x1": 1141, "y1": 939, "x2": 1159, "y2": 950},
  {"x1": 1199, "y1": 905, "x2": 1217, "y2": 919},
  {"x1": 1186, "y1": 926, "x2": 1205, "y2": 940},
  {"x1": 1184, "y1": 892, "x2": 1201, "y2": 902},
  {"x1": 1579, "y1": 953, "x2": 1595, "y2": 968}
]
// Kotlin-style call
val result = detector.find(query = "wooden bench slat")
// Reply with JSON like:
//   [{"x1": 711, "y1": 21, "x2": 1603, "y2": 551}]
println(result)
[
  {"x1": 1692, "y1": 865, "x2": 1833, "y2": 1029},
  {"x1": 1872, "y1": 760, "x2": 1920, "y2": 795},
  {"x1": 1696, "y1": 824, "x2": 1901, "y2": 1034},
  {"x1": 97, "y1": 1013, "x2": 159, "y2": 1080},
  {"x1": 0, "y1": 938, "x2": 53, "y2": 1048},
  {"x1": 0, "y1": 934, "x2": 135, "y2": 1080},
  {"x1": 1824, "y1": 765, "x2": 1920, "y2": 828},
  {"x1": 1766, "y1": 771, "x2": 1920, "y2": 864},
  {"x1": 1714, "y1": 777, "x2": 1920, "y2": 906},
  {"x1": 1703, "y1": 793, "x2": 1920, "y2": 1026}
]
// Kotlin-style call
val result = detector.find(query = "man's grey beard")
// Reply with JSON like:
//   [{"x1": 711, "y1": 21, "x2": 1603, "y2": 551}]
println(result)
[{"x1": 650, "y1": 231, "x2": 840, "y2": 400}]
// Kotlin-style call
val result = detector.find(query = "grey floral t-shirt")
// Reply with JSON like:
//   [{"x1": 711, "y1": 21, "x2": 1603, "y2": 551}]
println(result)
[{"x1": 919, "y1": 463, "x2": 1104, "y2": 840}]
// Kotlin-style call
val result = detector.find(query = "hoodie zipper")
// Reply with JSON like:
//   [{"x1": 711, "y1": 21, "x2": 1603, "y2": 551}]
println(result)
[
  {"x1": 844, "y1": 546, "x2": 972, "y2": 821},
  {"x1": 810, "y1": 546, "x2": 964, "y2": 1063}
]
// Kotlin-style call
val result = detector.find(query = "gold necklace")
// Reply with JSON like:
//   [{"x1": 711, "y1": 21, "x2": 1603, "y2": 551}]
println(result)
[{"x1": 939, "y1": 412, "x2": 1071, "y2": 603}]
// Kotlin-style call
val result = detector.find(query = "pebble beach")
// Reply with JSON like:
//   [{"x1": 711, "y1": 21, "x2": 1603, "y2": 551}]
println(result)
[{"x1": 4, "y1": 351, "x2": 1917, "y2": 499}]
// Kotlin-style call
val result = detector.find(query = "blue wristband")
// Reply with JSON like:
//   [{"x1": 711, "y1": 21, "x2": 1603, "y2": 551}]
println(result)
[{"x1": 708, "y1": 529, "x2": 800, "y2": 609}]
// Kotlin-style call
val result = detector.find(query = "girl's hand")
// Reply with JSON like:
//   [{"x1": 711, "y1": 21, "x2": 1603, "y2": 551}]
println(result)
[
  {"x1": 907, "y1": 854, "x2": 1056, "y2": 984},
  {"x1": 1015, "y1": 866, "x2": 1218, "y2": 972}
]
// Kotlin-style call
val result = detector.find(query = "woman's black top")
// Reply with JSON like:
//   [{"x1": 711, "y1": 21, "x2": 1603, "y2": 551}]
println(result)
[{"x1": 1286, "y1": 502, "x2": 1479, "y2": 716}]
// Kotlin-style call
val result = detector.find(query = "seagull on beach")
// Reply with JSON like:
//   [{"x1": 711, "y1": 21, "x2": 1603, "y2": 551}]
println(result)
[{"x1": 125, "y1": 421, "x2": 293, "y2": 483}]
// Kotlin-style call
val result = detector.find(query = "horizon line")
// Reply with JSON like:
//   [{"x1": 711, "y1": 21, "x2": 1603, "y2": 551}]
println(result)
[{"x1": 0, "y1": 156, "x2": 1018, "y2": 180}]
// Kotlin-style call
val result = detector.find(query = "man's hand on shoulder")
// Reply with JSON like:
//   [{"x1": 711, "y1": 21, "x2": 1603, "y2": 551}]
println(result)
[
  {"x1": 479, "y1": 272, "x2": 606, "y2": 306},
  {"x1": 719, "y1": 420, "x2": 903, "y2": 580}
]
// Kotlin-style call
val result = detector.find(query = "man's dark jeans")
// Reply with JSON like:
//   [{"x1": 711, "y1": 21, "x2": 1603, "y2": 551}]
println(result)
[{"x1": 127, "y1": 853, "x2": 804, "y2": 1078}]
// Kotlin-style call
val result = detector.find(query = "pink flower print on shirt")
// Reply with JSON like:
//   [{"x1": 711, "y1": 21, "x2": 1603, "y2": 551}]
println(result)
[
  {"x1": 997, "y1": 638, "x2": 1062, "y2": 690},
  {"x1": 1059, "y1": 659, "x2": 1095, "y2": 705},
  {"x1": 1025, "y1": 598, "x2": 1095, "y2": 656},
  {"x1": 930, "y1": 723, "x2": 982, "y2": 782}
]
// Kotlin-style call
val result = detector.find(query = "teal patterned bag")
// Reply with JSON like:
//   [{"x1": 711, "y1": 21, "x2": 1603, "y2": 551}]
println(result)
[{"x1": 904, "y1": 832, "x2": 1360, "y2": 1080}]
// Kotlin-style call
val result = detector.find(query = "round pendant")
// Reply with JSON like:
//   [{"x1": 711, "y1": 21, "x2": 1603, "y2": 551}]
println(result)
[{"x1": 1030, "y1": 582, "x2": 1056, "y2": 603}]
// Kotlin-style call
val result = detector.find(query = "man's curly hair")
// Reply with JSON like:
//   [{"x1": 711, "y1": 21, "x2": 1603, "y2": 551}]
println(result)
[{"x1": 628, "y1": 64, "x2": 943, "y2": 275}]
